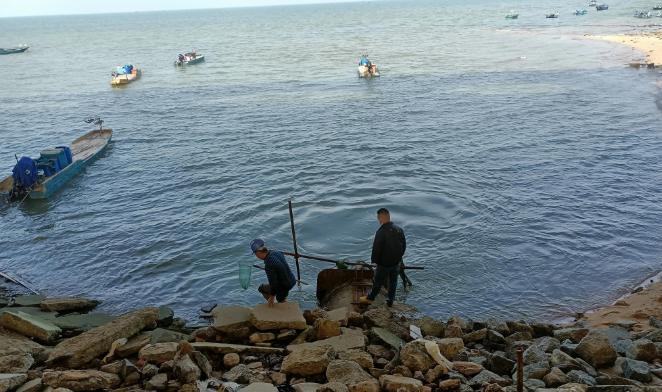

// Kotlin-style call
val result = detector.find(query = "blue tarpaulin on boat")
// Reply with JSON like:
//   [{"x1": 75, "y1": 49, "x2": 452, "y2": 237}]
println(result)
[
  {"x1": 12, "y1": 157, "x2": 38, "y2": 189},
  {"x1": 115, "y1": 64, "x2": 134, "y2": 75},
  {"x1": 359, "y1": 57, "x2": 370, "y2": 66}
]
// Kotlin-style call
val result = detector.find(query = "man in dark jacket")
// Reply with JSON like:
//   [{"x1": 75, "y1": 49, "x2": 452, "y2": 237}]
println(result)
[
  {"x1": 359, "y1": 208, "x2": 406, "y2": 307},
  {"x1": 251, "y1": 238, "x2": 296, "y2": 307}
]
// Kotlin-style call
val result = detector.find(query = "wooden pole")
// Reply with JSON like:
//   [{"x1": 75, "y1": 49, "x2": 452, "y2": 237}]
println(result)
[
  {"x1": 282, "y1": 251, "x2": 424, "y2": 270},
  {"x1": 288, "y1": 200, "x2": 302, "y2": 287},
  {"x1": 516, "y1": 347, "x2": 523, "y2": 392}
]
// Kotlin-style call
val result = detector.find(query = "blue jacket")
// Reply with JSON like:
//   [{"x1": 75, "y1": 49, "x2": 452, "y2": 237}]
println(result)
[{"x1": 264, "y1": 251, "x2": 296, "y2": 292}]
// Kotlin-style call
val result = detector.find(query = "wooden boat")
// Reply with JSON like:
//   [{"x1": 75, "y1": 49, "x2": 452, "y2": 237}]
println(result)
[
  {"x1": 574, "y1": 9, "x2": 588, "y2": 15},
  {"x1": 111, "y1": 65, "x2": 141, "y2": 86},
  {"x1": 589, "y1": 0, "x2": 598, "y2": 6},
  {"x1": 316, "y1": 267, "x2": 374, "y2": 311},
  {"x1": 175, "y1": 52, "x2": 205, "y2": 66},
  {"x1": 0, "y1": 46, "x2": 28, "y2": 55},
  {"x1": 0, "y1": 128, "x2": 112, "y2": 200},
  {"x1": 505, "y1": 11, "x2": 519, "y2": 19},
  {"x1": 596, "y1": 4, "x2": 609, "y2": 10},
  {"x1": 546, "y1": 12, "x2": 560, "y2": 18}
]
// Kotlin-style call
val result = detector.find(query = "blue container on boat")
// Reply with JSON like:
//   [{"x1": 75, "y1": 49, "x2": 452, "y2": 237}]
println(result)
[
  {"x1": 56, "y1": 146, "x2": 73, "y2": 165},
  {"x1": 40, "y1": 149, "x2": 65, "y2": 172}
]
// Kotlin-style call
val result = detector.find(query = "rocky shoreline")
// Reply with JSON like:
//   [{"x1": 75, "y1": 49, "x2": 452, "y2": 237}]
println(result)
[{"x1": 1, "y1": 290, "x2": 662, "y2": 392}]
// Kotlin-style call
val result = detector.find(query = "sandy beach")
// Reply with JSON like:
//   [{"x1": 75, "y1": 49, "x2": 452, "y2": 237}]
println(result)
[{"x1": 589, "y1": 31, "x2": 662, "y2": 66}]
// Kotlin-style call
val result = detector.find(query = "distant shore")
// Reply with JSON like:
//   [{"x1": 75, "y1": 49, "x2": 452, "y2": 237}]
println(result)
[{"x1": 588, "y1": 30, "x2": 662, "y2": 66}]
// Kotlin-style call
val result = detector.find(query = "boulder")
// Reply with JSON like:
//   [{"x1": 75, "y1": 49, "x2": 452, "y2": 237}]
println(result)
[
  {"x1": 531, "y1": 323, "x2": 556, "y2": 338},
  {"x1": 566, "y1": 370, "x2": 596, "y2": 386},
  {"x1": 367, "y1": 344, "x2": 394, "y2": 360},
  {"x1": 47, "y1": 307, "x2": 159, "y2": 368},
  {"x1": 364, "y1": 307, "x2": 409, "y2": 340},
  {"x1": 157, "y1": 306, "x2": 174, "y2": 327},
  {"x1": 287, "y1": 328, "x2": 365, "y2": 353},
  {"x1": 146, "y1": 373, "x2": 167, "y2": 390},
  {"x1": 554, "y1": 328, "x2": 589, "y2": 343},
  {"x1": 223, "y1": 364, "x2": 252, "y2": 384},
  {"x1": 425, "y1": 364, "x2": 449, "y2": 383},
  {"x1": 224, "y1": 353, "x2": 240, "y2": 368},
  {"x1": 250, "y1": 303, "x2": 307, "y2": 331},
  {"x1": 173, "y1": 354, "x2": 201, "y2": 384},
  {"x1": 326, "y1": 360, "x2": 377, "y2": 386},
  {"x1": 371, "y1": 327, "x2": 405, "y2": 350},
  {"x1": 452, "y1": 361, "x2": 483, "y2": 377},
  {"x1": 192, "y1": 342, "x2": 284, "y2": 355},
  {"x1": 270, "y1": 372, "x2": 287, "y2": 385},
  {"x1": 444, "y1": 325, "x2": 464, "y2": 338},
  {"x1": 212, "y1": 306, "x2": 253, "y2": 339},
  {"x1": 414, "y1": 317, "x2": 445, "y2": 338},
  {"x1": 52, "y1": 313, "x2": 116, "y2": 333},
  {"x1": 485, "y1": 319, "x2": 510, "y2": 336},
  {"x1": 139, "y1": 342, "x2": 179, "y2": 364},
  {"x1": 627, "y1": 339, "x2": 657, "y2": 362},
  {"x1": 319, "y1": 382, "x2": 350, "y2": 392},
  {"x1": 0, "y1": 351, "x2": 34, "y2": 373},
  {"x1": 348, "y1": 380, "x2": 380, "y2": 392},
  {"x1": 40, "y1": 298, "x2": 99, "y2": 313},
  {"x1": 523, "y1": 345, "x2": 547, "y2": 365},
  {"x1": 534, "y1": 336, "x2": 561, "y2": 353},
  {"x1": 315, "y1": 319, "x2": 341, "y2": 340},
  {"x1": 439, "y1": 379, "x2": 461, "y2": 391},
  {"x1": 379, "y1": 375, "x2": 423, "y2": 392},
  {"x1": 281, "y1": 345, "x2": 335, "y2": 376},
  {"x1": 463, "y1": 329, "x2": 487, "y2": 344},
  {"x1": 0, "y1": 374, "x2": 28, "y2": 392},
  {"x1": 241, "y1": 383, "x2": 278, "y2": 392},
  {"x1": 327, "y1": 308, "x2": 349, "y2": 327},
  {"x1": 293, "y1": 383, "x2": 322, "y2": 392},
  {"x1": 149, "y1": 328, "x2": 193, "y2": 344},
  {"x1": 620, "y1": 358, "x2": 651, "y2": 383},
  {"x1": 42, "y1": 370, "x2": 120, "y2": 391},
  {"x1": 486, "y1": 330, "x2": 506, "y2": 347},
  {"x1": 249, "y1": 333, "x2": 276, "y2": 344},
  {"x1": 488, "y1": 352, "x2": 515, "y2": 375},
  {"x1": 468, "y1": 370, "x2": 511, "y2": 388},
  {"x1": 504, "y1": 331, "x2": 533, "y2": 346},
  {"x1": 521, "y1": 361, "x2": 550, "y2": 380},
  {"x1": 114, "y1": 333, "x2": 151, "y2": 358},
  {"x1": 337, "y1": 350, "x2": 374, "y2": 369},
  {"x1": 15, "y1": 378, "x2": 42, "y2": 392},
  {"x1": 447, "y1": 316, "x2": 473, "y2": 332},
  {"x1": 575, "y1": 330, "x2": 617, "y2": 368},
  {"x1": 0, "y1": 311, "x2": 61, "y2": 343},
  {"x1": 507, "y1": 321, "x2": 534, "y2": 335},
  {"x1": 543, "y1": 367, "x2": 568, "y2": 387},
  {"x1": 190, "y1": 351, "x2": 212, "y2": 378},
  {"x1": 12, "y1": 295, "x2": 45, "y2": 307},
  {"x1": 436, "y1": 338, "x2": 465, "y2": 360},
  {"x1": 550, "y1": 349, "x2": 582, "y2": 372},
  {"x1": 400, "y1": 341, "x2": 435, "y2": 372}
]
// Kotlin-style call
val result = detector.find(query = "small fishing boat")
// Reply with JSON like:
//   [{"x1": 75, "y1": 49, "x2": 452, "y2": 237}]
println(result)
[
  {"x1": 174, "y1": 51, "x2": 205, "y2": 66},
  {"x1": 358, "y1": 55, "x2": 380, "y2": 78},
  {"x1": 505, "y1": 11, "x2": 519, "y2": 19},
  {"x1": 0, "y1": 46, "x2": 29, "y2": 55},
  {"x1": 546, "y1": 12, "x2": 560, "y2": 18},
  {"x1": 653, "y1": 4, "x2": 662, "y2": 10},
  {"x1": 316, "y1": 267, "x2": 374, "y2": 311},
  {"x1": 589, "y1": 0, "x2": 598, "y2": 6},
  {"x1": 574, "y1": 8, "x2": 588, "y2": 15},
  {"x1": 656, "y1": 11, "x2": 662, "y2": 17},
  {"x1": 596, "y1": 4, "x2": 609, "y2": 10},
  {"x1": 0, "y1": 119, "x2": 112, "y2": 201},
  {"x1": 110, "y1": 64, "x2": 141, "y2": 86},
  {"x1": 634, "y1": 10, "x2": 652, "y2": 18}
]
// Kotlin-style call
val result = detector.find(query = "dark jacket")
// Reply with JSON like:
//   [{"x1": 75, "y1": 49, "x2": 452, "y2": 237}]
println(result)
[
  {"x1": 264, "y1": 251, "x2": 296, "y2": 292},
  {"x1": 371, "y1": 222, "x2": 406, "y2": 267}
]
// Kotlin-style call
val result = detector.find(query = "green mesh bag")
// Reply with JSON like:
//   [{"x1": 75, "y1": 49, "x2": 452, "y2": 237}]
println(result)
[{"x1": 238, "y1": 261, "x2": 253, "y2": 290}]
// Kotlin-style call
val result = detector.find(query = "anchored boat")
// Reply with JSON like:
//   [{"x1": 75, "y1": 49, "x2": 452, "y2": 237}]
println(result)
[
  {"x1": 0, "y1": 120, "x2": 112, "y2": 201},
  {"x1": 589, "y1": 0, "x2": 598, "y2": 6},
  {"x1": 634, "y1": 10, "x2": 653, "y2": 18},
  {"x1": 358, "y1": 55, "x2": 380, "y2": 78},
  {"x1": 505, "y1": 11, "x2": 519, "y2": 19},
  {"x1": 596, "y1": 4, "x2": 609, "y2": 10},
  {"x1": 175, "y1": 51, "x2": 205, "y2": 66},
  {"x1": 546, "y1": 12, "x2": 560, "y2": 18},
  {"x1": 574, "y1": 8, "x2": 588, "y2": 15},
  {"x1": 0, "y1": 46, "x2": 29, "y2": 55},
  {"x1": 111, "y1": 64, "x2": 141, "y2": 86},
  {"x1": 317, "y1": 267, "x2": 374, "y2": 311},
  {"x1": 653, "y1": 4, "x2": 662, "y2": 10}
]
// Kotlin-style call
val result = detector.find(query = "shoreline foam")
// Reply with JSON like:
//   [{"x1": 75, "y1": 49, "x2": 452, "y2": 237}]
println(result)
[{"x1": 588, "y1": 31, "x2": 662, "y2": 66}]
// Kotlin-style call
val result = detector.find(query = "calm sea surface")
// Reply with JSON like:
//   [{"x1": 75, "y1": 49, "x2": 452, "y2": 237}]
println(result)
[{"x1": 1, "y1": 0, "x2": 661, "y2": 322}]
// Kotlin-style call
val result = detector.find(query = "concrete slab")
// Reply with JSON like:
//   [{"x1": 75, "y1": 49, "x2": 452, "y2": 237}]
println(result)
[
  {"x1": 250, "y1": 302, "x2": 307, "y2": 331},
  {"x1": 40, "y1": 298, "x2": 99, "y2": 313},
  {"x1": 192, "y1": 342, "x2": 284, "y2": 355},
  {"x1": 0, "y1": 310, "x2": 61, "y2": 343},
  {"x1": 12, "y1": 295, "x2": 45, "y2": 307},
  {"x1": 212, "y1": 306, "x2": 252, "y2": 332},
  {"x1": 52, "y1": 313, "x2": 116, "y2": 332},
  {"x1": 287, "y1": 328, "x2": 366, "y2": 352}
]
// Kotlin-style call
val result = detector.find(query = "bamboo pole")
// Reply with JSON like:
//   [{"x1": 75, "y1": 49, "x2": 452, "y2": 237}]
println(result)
[
  {"x1": 288, "y1": 200, "x2": 302, "y2": 287},
  {"x1": 281, "y1": 251, "x2": 424, "y2": 270}
]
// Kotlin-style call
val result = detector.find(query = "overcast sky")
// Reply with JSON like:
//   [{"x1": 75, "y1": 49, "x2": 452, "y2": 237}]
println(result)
[{"x1": 1, "y1": 0, "x2": 364, "y2": 18}]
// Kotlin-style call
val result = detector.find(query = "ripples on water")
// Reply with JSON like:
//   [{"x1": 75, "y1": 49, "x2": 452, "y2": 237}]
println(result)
[{"x1": 0, "y1": 0, "x2": 661, "y2": 321}]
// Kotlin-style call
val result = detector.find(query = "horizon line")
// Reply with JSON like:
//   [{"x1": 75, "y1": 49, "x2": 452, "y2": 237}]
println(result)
[{"x1": 0, "y1": 0, "x2": 375, "y2": 19}]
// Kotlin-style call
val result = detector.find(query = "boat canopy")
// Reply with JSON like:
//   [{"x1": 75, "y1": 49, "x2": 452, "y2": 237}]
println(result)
[
  {"x1": 115, "y1": 64, "x2": 134, "y2": 75},
  {"x1": 359, "y1": 56, "x2": 371, "y2": 66}
]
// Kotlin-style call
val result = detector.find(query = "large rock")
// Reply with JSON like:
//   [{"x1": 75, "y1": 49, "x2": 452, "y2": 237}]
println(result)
[
  {"x1": 521, "y1": 361, "x2": 550, "y2": 380},
  {"x1": 0, "y1": 351, "x2": 34, "y2": 373},
  {"x1": 469, "y1": 370, "x2": 511, "y2": 388},
  {"x1": 0, "y1": 311, "x2": 61, "y2": 343},
  {"x1": 414, "y1": 317, "x2": 445, "y2": 338},
  {"x1": 436, "y1": 338, "x2": 464, "y2": 360},
  {"x1": 212, "y1": 306, "x2": 253, "y2": 339},
  {"x1": 487, "y1": 352, "x2": 515, "y2": 375},
  {"x1": 281, "y1": 345, "x2": 335, "y2": 376},
  {"x1": 241, "y1": 383, "x2": 278, "y2": 392},
  {"x1": 550, "y1": 349, "x2": 582, "y2": 372},
  {"x1": 319, "y1": 382, "x2": 350, "y2": 392},
  {"x1": 0, "y1": 329, "x2": 45, "y2": 359},
  {"x1": 400, "y1": 341, "x2": 435, "y2": 372},
  {"x1": 40, "y1": 298, "x2": 99, "y2": 313},
  {"x1": 192, "y1": 342, "x2": 284, "y2": 355},
  {"x1": 337, "y1": 350, "x2": 374, "y2": 369},
  {"x1": 115, "y1": 333, "x2": 151, "y2": 358},
  {"x1": 15, "y1": 378, "x2": 42, "y2": 392},
  {"x1": 12, "y1": 295, "x2": 45, "y2": 307},
  {"x1": 250, "y1": 303, "x2": 307, "y2": 331},
  {"x1": 534, "y1": 336, "x2": 561, "y2": 353},
  {"x1": 146, "y1": 373, "x2": 167, "y2": 390},
  {"x1": 326, "y1": 360, "x2": 377, "y2": 386},
  {"x1": 139, "y1": 342, "x2": 179, "y2": 364},
  {"x1": 327, "y1": 307, "x2": 349, "y2": 326},
  {"x1": 0, "y1": 374, "x2": 28, "y2": 392},
  {"x1": 315, "y1": 319, "x2": 341, "y2": 340},
  {"x1": 620, "y1": 358, "x2": 651, "y2": 383},
  {"x1": 287, "y1": 328, "x2": 365, "y2": 353},
  {"x1": 523, "y1": 345, "x2": 547, "y2": 365},
  {"x1": 463, "y1": 329, "x2": 487, "y2": 344},
  {"x1": 223, "y1": 364, "x2": 252, "y2": 383},
  {"x1": 379, "y1": 375, "x2": 423, "y2": 392},
  {"x1": 554, "y1": 328, "x2": 589, "y2": 343},
  {"x1": 575, "y1": 330, "x2": 617, "y2": 368},
  {"x1": 627, "y1": 339, "x2": 657, "y2": 362},
  {"x1": 149, "y1": 328, "x2": 193, "y2": 344},
  {"x1": 452, "y1": 361, "x2": 483, "y2": 377},
  {"x1": 42, "y1": 370, "x2": 120, "y2": 391},
  {"x1": 52, "y1": 313, "x2": 116, "y2": 333},
  {"x1": 249, "y1": 332, "x2": 276, "y2": 344},
  {"x1": 543, "y1": 367, "x2": 568, "y2": 387},
  {"x1": 173, "y1": 354, "x2": 201, "y2": 384},
  {"x1": 47, "y1": 307, "x2": 159, "y2": 368},
  {"x1": 364, "y1": 307, "x2": 409, "y2": 340},
  {"x1": 567, "y1": 370, "x2": 596, "y2": 386},
  {"x1": 371, "y1": 327, "x2": 405, "y2": 350}
]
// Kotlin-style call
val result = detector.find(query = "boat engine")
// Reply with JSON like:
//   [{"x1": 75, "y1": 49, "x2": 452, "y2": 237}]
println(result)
[{"x1": 10, "y1": 157, "x2": 38, "y2": 201}]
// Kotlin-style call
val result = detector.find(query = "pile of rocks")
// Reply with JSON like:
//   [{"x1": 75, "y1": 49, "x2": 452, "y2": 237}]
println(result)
[{"x1": 1, "y1": 294, "x2": 662, "y2": 392}]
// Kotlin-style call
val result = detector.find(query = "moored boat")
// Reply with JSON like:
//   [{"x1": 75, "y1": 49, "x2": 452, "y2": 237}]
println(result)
[
  {"x1": 596, "y1": 4, "x2": 609, "y2": 10},
  {"x1": 546, "y1": 12, "x2": 560, "y2": 18},
  {"x1": 111, "y1": 64, "x2": 141, "y2": 86},
  {"x1": 0, "y1": 121, "x2": 112, "y2": 201},
  {"x1": 589, "y1": 0, "x2": 598, "y2": 6},
  {"x1": 634, "y1": 10, "x2": 652, "y2": 18},
  {"x1": 653, "y1": 4, "x2": 662, "y2": 10},
  {"x1": 358, "y1": 55, "x2": 380, "y2": 78},
  {"x1": 574, "y1": 8, "x2": 588, "y2": 15},
  {"x1": 316, "y1": 267, "x2": 374, "y2": 311},
  {"x1": 175, "y1": 51, "x2": 205, "y2": 66},
  {"x1": 505, "y1": 11, "x2": 519, "y2": 19},
  {"x1": 0, "y1": 46, "x2": 29, "y2": 55}
]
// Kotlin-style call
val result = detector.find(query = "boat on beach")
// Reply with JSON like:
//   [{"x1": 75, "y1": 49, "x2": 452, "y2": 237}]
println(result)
[
  {"x1": 0, "y1": 46, "x2": 29, "y2": 55},
  {"x1": 174, "y1": 51, "x2": 205, "y2": 66},
  {"x1": 0, "y1": 121, "x2": 112, "y2": 201},
  {"x1": 505, "y1": 11, "x2": 519, "y2": 19},
  {"x1": 111, "y1": 64, "x2": 141, "y2": 86},
  {"x1": 546, "y1": 12, "x2": 560, "y2": 18},
  {"x1": 596, "y1": 4, "x2": 609, "y2": 10},
  {"x1": 358, "y1": 54, "x2": 380, "y2": 78},
  {"x1": 574, "y1": 9, "x2": 588, "y2": 15}
]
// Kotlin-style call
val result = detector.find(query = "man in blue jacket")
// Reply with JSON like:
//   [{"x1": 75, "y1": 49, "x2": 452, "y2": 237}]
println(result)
[
  {"x1": 251, "y1": 239, "x2": 296, "y2": 307},
  {"x1": 360, "y1": 208, "x2": 406, "y2": 307}
]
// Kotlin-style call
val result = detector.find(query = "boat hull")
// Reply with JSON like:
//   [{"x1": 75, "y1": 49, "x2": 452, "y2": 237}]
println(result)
[
  {"x1": 316, "y1": 268, "x2": 374, "y2": 311},
  {"x1": 176, "y1": 55, "x2": 205, "y2": 66},
  {"x1": 358, "y1": 65, "x2": 380, "y2": 78},
  {"x1": 111, "y1": 69, "x2": 141, "y2": 86},
  {"x1": 0, "y1": 47, "x2": 28, "y2": 55}
]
